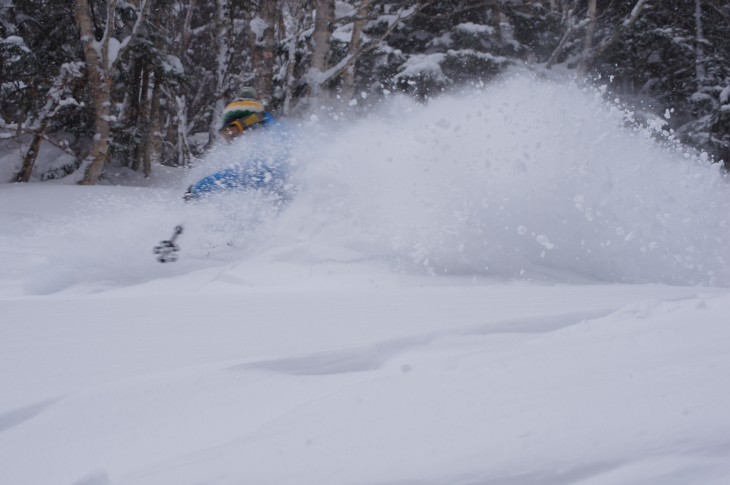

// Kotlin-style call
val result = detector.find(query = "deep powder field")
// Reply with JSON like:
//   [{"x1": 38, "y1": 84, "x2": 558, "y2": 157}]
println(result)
[
  {"x1": 1, "y1": 74, "x2": 730, "y2": 485},
  {"x1": 9, "y1": 74, "x2": 730, "y2": 295}
]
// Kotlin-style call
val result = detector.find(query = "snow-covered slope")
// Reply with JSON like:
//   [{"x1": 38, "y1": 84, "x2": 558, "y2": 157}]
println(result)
[{"x1": 1, "y1": 74, "x2": 729, "y2": 485}]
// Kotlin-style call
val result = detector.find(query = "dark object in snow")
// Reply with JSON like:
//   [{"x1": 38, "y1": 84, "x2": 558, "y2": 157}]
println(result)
[{"x1": 153, "y1": 225, "x2": 184, "y2": 263}]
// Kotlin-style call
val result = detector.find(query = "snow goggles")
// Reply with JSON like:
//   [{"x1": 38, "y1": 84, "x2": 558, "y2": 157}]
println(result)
[
  {"x1": 221, "y1": 113, "x2": 263, "y2": 137},
  {"x1": 224, "y1": 119, "x2": 245, "y2": 135}
]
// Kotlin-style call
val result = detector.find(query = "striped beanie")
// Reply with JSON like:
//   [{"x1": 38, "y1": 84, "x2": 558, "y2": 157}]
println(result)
[{"x1": 222, "y1": 87, "x2": 265, "y2": 127}]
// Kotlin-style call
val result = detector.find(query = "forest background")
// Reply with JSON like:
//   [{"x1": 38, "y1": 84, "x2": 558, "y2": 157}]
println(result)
[{"x1": 1, "y1": 0, "x2": 729, "y2": 185}]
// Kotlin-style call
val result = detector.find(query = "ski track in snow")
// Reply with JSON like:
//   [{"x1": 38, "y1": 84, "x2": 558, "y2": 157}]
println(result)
[{"x1": 2, "y1": 73, "x2": 730, "y2": 485}]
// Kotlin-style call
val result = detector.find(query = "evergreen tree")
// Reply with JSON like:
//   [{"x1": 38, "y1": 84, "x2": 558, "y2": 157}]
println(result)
[
  {"x1": 0, "y1": 1, "x2": 87, "y2": 181},
  {"x1": 2, "y1": 0, "x2": 729, "y2": 182},
  {"x1": 595, "y1": 0, "x2": 730, "y2": 162}
]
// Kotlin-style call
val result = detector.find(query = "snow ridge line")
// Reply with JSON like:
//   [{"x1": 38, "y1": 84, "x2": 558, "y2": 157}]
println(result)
[
  {"x1": 230, "y1": 309, "x2": 611, "y2": 376},
  {"x1": 0, "y1": 398, "x2": 60, "y2": 434}
]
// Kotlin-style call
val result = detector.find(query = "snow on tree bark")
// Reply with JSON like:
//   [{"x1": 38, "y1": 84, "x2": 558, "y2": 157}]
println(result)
[
  {"x1": 307, "y1": 0, "x2": 335, "y2": 104},
  {"x1": 73, "y1": 0, "x2": 113, "y2": 185},
  {"x1": 340, "y1": 0, "x2": 371, "y2": 104},
  {"x1": 579, "y1": 0, "x2": 597, "y2": 75},
  {"x1": 252, "y1": 0, "x2": 279, "y2": 104},
  {"x1": 3, "y1": 0, "x2": 730, "y2": 180},
  {"x1": 208, "y1": 0, "x2": 233, "y2": 145},
  {"x1": 694, "y1": 0, "x2": 707, "y2": 87},
  {"x1": 16, "y1": 118, "x2": 49, "y2": 183},
  {"x1": 282, "y1": 0, "x2": 308, "y2": 116},
  {"x1": 73, "y1": 0, "x2": 152, "y2": 184}
]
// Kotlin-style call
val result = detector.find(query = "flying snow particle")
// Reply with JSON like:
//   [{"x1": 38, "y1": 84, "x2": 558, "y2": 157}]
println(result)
[{"x1": 536, "y1": 235, "x2": 554, "y2": 249}]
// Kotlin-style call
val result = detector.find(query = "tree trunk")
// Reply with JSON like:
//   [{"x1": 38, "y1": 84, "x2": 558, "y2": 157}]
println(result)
[
  {"x1": 579, "y1": 0, "x2": 597, "y2": 74},
  {"x1": 341, "y1": 0, "x2": 370, "y2": 104},
  {"x1": 547, "y1": 1, "x2": 578, "y2": 67},
  {"x1": 146, "y1": 4, "x2": 165, "y2": 175},
  {"x1": 145, "y1": 69, "x2": 162, "y2": 177},
  {"x1": 74, "y1": 0, "x2": 151, "y2": 183},
  {"x1": 174, "y1": 0, "x2": 195, "y2": 165},
  {"x1": 127, "y1": 59, "x2": 143, "y2": 128},
  {"x1": 133, "y1": 65, "x2": 150, "y2": 172},
  {"x1": 74, "y1": 0, "x2": 113, "y2": 185},
  {"x1": 307, "y1": 1, "x2": 434, "y2": 97},
  {"x1": 311, "y1": 0, "x2": 334, "y2": 73},
  {"x1": 175, "y1": 95, "x2": 192, "y2": 167},
  {"x1": 209, "y1": 0, "x2": 232, "y2": 145},
  {"x1": 283, "y1": 0, "x2": 307, "y2": 115},
  {"x1": 254, "y1": 0, "x2": 279, "y2": 102},
  {"x1": 308, "y1": 0, "x2": 335, "y2": 103},
  {"x1": 561, "y1": 0, "x2": 574, "y2": 25},
  {"x1": 182, "y1": 0, "x2": 198, "y2": 51},
  {"x1": 16, "y1": 118, "x2": 50, "y2": 183},
  {"x1": 694, "y1": 0, "x2": 707, "y2": 87}
]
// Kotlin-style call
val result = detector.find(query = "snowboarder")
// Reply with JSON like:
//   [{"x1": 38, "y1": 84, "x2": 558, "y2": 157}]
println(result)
[
  {"x1": 155, "y1": 88, "x2": 294, "y2": 262},
  {"x1": 183, "y1": 87, "x2": 294, "y2": 204}
]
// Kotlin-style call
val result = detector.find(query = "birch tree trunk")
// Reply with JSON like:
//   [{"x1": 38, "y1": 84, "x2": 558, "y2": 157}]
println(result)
[
  {"x1": 283, "y1": 0, "x2": 307, "y2": 115},
  {"x1": 254, "y1": 0, "x2": 279, "y2": 102},
  {"x1": 694, "y1": 0, "x2": 707, "y2": 87},
  {"x1": 579, "y1": 0, "x2": 597, "y2": 74},
  {"x1": 173, "y1": 0, "x2": 196, "y2": 166},
  {"x1": 74, "y1": 0, "x2": 151, "y2": 183},
  {"x1": 547, "y1": 1, "x2": 578, "y2": 67},
  {"x1": 74, "y1": 0, "x2": 113, "y2": 185},
  {"x1": 209, "y1": 0, "x2": 232, "y2": 145},
  {"x1": 144, "y1": 70, "x2": 162, "y2": 177},
  {"x1": 132, "y1": 66, "x2": 150, "y2": 172},
  {"x1": 16, "y1": 118, "x2": 50, "y2": 182},
  {"x1": 175, "y1": 95, "x2": 192, "y2": 167},
  {"x1": 146, "y1": 4, "x2": 165, "y2": 175},
  {"x1": 308, "y1": 0, "x2": 335, "y2": 104},
  {"x1": 341, "y1": 0, "x2": 370, "y2": 104},
  {"x1": 307, "y1": 1, "x2": 433, "y2": 98},
  {"x1": 561, "y1": 0, "x2": 574, "y2": 25}
]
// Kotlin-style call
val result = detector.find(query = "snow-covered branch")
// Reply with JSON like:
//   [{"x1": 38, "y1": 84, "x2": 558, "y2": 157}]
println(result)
[
  {"x1": 591, "y1": 0, "x2": 648, "y2": 61},
  {"x1": 308, "y1": 0, "x2": 436, "y2": 90},
  {"x1": 546, "y1": 16, "x2": 589, "y2": 67}
]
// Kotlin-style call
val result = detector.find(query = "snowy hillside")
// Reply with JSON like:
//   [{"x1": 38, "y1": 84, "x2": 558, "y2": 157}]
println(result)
[{"x1": 2, "y1": 74, "x2": 730, "y2": 485}]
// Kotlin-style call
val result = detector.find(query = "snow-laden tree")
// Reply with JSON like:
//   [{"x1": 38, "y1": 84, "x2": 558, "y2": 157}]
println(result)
[
  {"x1": 593, "y1": 0, "x2": 730, "y2": 162},
  {"x1": 2, "y1": 0, "x2": 729, "y2": 183},
  {"x1": 73, "y1": 0, "x2": 155, "y2": 184},
  {"x1": 0, "y1": 1, "x2": 87, "y2": 182}
]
